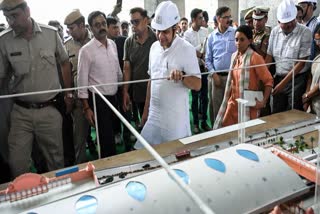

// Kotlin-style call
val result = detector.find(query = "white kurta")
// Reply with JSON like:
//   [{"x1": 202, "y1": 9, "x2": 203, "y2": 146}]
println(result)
[{"x1": 135, "y1": 36, "x2": 201, "y2": 149}]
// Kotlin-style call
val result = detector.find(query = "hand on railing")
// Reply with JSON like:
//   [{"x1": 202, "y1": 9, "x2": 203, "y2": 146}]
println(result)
[{"x1": 168, "y1": 69, "x2": 184, "y2": 83}]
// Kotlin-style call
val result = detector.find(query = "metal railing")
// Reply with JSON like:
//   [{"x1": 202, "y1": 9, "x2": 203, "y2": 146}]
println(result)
[{"x1": 0, "y1": 58, "x2": 317, "y2": 214}]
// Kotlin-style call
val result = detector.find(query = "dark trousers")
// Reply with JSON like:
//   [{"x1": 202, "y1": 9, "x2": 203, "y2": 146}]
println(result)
[
  {"x1": 115, "y1": 90, "x2": 132, "y2": 150},
  {"x1": 272, "y1": 72, "x2": 307, "y2": 114},
  {"x1": 192, "y1": 72, "x2": 208, "y2": 125},
  {"x1": 53, "y1": 93, "x2": 74, "y2": 166},
  {"x1": 113, "y1": 91, "x2": 122, "y2": 135},
  {"x1": 62, "y1": 113, "x2": 74, "y2": 166},
  {"x1": 89, "y1": 92, "x2": 117, "y2": 158}
]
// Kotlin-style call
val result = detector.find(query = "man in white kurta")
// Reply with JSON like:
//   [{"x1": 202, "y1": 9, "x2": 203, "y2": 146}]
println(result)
[{"x1": 134, "y1": 1, "x2": 201, "y2": 149}]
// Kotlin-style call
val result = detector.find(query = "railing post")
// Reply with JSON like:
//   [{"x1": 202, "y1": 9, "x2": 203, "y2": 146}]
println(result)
[{"x1": 92, "y1": 89, "x2": 101, "y2": 159}]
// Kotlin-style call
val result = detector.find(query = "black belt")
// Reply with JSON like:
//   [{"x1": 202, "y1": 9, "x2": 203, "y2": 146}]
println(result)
[
  {"x1": 15, "y1": 99, "x2": 55, "y2": 109},
  {"x1": 217, "y1": 72, "x2": 229, "y2": 76}
]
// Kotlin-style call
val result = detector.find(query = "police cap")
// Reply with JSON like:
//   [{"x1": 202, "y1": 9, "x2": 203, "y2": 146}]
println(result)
[
  {"x1": 0, "y1": 0, "x2": 26, "y2": 11},
  {"x1": 244, "y1": 8, "x2": 254, "y2": 20},
  {"x1": 64, "y1": 9, "x2": 84, "y2": 25},
  {"x1": 253, "y1": 6, "x2": 270, "y2": 19}
]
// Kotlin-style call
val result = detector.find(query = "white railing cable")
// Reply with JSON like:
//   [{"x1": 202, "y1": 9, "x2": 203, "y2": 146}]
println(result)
[
  {"x1": 92, "y1": 86, "x2": 215, "y2": 214},
  {"x1": 0, "y1": 58, "x2": 316, "y2": 214},
  {"x1": 0, "y1": 60, "x2": 286, "y2": 100}
]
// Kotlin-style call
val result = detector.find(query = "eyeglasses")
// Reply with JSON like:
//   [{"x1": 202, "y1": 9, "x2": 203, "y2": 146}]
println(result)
[
  {"x1": 221, "y1": 15, "x2": 232, "y2": 19},
  {"x1": 130, "y1": 18, "x2": 142, "y2": 26},
  {"x1": 94, "y1": 21, "x2": 107, "y2": 28}
]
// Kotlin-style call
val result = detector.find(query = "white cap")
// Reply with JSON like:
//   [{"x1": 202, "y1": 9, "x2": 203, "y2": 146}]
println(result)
[
  {"x1": 151, "y1": 1, "x2": 180, "y2": 31},
  {"x1": 277, "y1": 0, "x2": 297, "y2": 23},
  {"x1": 297, "y1": 0, "x2": 317, "y2": 3}
]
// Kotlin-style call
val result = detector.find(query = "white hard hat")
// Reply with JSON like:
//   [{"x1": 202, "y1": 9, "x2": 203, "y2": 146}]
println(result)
[
  {"x1": 151, "y1": 1, "x2": 180, "y2": 31},
  {"x1": 277, "y1": 0, "x2": 297, "y2": 23},
  {"x1": 297, "y1": 0, "x2": 317, "y2": 4}
]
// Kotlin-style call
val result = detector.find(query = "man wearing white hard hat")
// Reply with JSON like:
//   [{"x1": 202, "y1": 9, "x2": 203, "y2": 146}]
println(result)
[
  {"x1": 134, "y1": 1, "x2": 201, "y2": 149},
  {"x1": 297, "y1": 0, "x2": 319, "y2": 60},
  {"x1": 266, "y1": 0, "x2": 312, "y2": 113},
  {"x1": 297, "y1": 0, "x2": 318, "y2": 30}
]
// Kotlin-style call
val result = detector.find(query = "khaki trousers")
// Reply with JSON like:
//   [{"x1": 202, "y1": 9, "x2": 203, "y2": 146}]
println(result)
[{"x1": 8, "y1": 104, "x2": 64, "y2": 178}]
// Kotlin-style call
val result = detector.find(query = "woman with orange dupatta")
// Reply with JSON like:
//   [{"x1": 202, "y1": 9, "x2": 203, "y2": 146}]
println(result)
[{"x1": 214, "y1": 25, "x2": 273, "y2": 128}]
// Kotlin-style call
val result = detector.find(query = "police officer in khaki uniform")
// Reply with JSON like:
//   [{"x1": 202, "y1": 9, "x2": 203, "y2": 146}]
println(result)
[
  {"x1": 0, "y1": 0, "x2": 72, "y2": 178},
  {"x1": 252, "y1": 6, "x2": 273, "y2": 117},
  {"x1": 244, "y1": 8, "x2": 254, "y2": 29},
  {"x1": 64, "y1": 9, "x2": 92, "y2": 164},
  {"x1": 252, "y1": 6, "x2": 271, "y2": 58}
]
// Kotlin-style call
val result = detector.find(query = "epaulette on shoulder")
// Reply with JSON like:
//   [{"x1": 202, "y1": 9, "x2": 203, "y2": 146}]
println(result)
[
  {"x1": 0, "y1": 28, "x2": 13, "y2": 37},
  {"x1": 64, "y1": 36, "x2": 72, "y2": 44},
  {"x1": 39, "y1": 23, "x2": 58, "y2": 32}
]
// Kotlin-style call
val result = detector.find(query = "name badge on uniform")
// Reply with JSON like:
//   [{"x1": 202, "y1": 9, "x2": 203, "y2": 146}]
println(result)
[{"x1": 10, "y1": 52, "x2": 22, "y2": 56}]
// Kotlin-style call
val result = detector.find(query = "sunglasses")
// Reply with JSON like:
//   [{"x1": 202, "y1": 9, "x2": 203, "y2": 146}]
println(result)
[
  {"x1": 130, "y1": 18, "x2": 142, "y2": 26},
  {"x1": 221, "y1": 15, "x2": 232, "y2": 19}
]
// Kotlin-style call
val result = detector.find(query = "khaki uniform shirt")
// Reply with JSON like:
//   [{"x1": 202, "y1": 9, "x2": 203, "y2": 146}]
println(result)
[
  {"x1": 64, "y1": 29, "x2": 92, "y2": 87},
  {"x1": 253, "y1": 26, "x2": 271, "y2": 58},
  {"x1": 0, "y1": 19, "x2": 69, "y2": 102}
]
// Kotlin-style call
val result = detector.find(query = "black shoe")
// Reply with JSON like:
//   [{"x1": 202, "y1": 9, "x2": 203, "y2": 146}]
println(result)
[
  {"x1": 125, "y1": 146, "x2": 136, "y2": 152},
  {"x1": 193, "y1": 125, "x2": 200, "y2": 134},
  {"x1": 201, "y1": 123, "x2": 211, "y2": 132}
]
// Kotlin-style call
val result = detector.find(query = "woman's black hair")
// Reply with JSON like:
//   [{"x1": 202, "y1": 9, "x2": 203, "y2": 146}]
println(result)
[
  {"x1": 235, "y1": 25, "x2": 253, "y2": 40},
  {"x1": 235, "y1": 25, "x2": 256, "y2": 51}
]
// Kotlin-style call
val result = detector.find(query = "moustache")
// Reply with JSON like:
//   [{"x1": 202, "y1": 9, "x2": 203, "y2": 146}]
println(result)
[{"x1": 99, "y1": 29, "x2": 107, "y2": 34}]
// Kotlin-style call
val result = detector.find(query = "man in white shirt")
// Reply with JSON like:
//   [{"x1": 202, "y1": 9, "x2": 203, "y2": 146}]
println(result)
[
  {"x1": 135, "y1": 1, "x2": 201, "y2": 149},
  {"x1": 183, "y1": 8, "x2": 209, "y2": 133},
  {"x1": 266, "y1": 0, "x2": 312, "y2": 113},
  {"x1": 77, "y1": 11, "x2": 123, "y2": 158}
]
